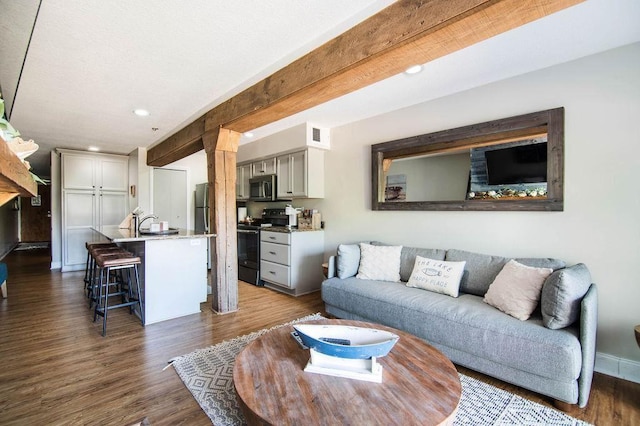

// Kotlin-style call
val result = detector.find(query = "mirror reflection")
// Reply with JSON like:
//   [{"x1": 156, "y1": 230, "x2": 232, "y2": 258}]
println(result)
[{"x1": 372, "y1": 108, "x2": 564, "y2": 211}]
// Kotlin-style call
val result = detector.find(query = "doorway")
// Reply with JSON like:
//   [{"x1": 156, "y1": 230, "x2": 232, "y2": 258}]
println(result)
[{"x1": 152, "y1": 168, "x2": 187, "y2": 229}]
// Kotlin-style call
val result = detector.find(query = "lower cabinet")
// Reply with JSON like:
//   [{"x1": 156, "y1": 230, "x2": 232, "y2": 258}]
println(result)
[{"x1": 260, "y1": 230, "x2": 324, "y2": 296}]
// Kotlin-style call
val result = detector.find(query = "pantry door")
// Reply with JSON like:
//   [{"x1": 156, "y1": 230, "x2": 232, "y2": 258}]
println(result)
[{"x1": 152, "y1": 168, "x2": 187, "y2": 230}]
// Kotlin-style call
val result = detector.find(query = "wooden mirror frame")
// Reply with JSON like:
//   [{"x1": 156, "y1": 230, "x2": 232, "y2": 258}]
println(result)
[{"x1": 371, "y1": 107, "x2": 564, "y2": 211}]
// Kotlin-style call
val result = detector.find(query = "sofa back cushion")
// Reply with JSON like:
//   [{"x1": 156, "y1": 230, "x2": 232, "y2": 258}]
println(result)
[
  {"x1": 400, "y1": 246, "x2": 446, "y2": 282},
  {"x1": 446, "y1": 249, "x2": 566, "y2": 296}
]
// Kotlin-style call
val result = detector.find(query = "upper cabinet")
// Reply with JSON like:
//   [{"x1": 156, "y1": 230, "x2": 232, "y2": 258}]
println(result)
[
  {"x1": 276, "y1": 148, "x2": 324, "y2": 199},
  {"x1": 251, "y1": 158, "x2": 276, "y2": 176},
  {"x1": 236, "y1": 163, "x2": 252, "y2": 200},
  {"x1": 61, "y1": 150, "x2": 128, "y2": 192}
]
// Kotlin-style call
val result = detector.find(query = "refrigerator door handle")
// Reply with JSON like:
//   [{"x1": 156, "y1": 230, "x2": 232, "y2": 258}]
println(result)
[{"x1": 203, "y1": 185, "x2": 209, "y2": 232}]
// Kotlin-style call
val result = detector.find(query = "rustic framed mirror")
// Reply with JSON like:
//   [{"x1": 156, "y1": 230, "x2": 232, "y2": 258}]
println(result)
[{"x1": 371, "y1": 108, "x2": 564, "y2": 211}]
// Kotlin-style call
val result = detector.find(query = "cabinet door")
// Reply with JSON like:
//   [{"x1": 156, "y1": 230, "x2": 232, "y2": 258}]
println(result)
[
  {"x1": 99, "y1": 191, "x2": 129, "y2": 226},
  {"x1": 276, "y1": 154, "x2": 292, "y2": 198},
  {"x1": 277, "y1": 151, "x2": 307, "y2": 198},
  {"x1": 236, "y1": 164, "x2": 252, "y2": 200},
  {"x1": 289, "y1": 151, "x2": 306, "y2": 197},
  {"x1": 252, "y1": 158, "x2": 276, "y2": 176},
  {"x1": 63, "y1": 190, "x2": 96, "y2": 268},
  {"x1": 99, "y1": 158, "x2": 128, "y2": 191},
  {"x1": 63, "y1": 154, "x2": 95, "y2": 190}
]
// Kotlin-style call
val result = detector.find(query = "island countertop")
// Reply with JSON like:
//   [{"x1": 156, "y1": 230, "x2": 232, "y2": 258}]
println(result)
[{"x1": 92, "y1": 225, "x2": 215, "y2": 243}]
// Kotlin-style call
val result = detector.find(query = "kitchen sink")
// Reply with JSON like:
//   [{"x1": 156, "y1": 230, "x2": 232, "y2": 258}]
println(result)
[{"x1": 138, "y1": 228, "x2": 180, "y2": 235}]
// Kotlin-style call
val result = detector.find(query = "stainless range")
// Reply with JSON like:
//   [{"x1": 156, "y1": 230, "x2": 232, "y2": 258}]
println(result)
[{"x1": 237, "y1": 208, "x2": 291, "y2": 286}]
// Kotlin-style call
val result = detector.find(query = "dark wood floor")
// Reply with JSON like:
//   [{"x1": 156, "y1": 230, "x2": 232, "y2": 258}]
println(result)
[{"x1": 0, "y1": 248, "x2": 638, "y2": 425}]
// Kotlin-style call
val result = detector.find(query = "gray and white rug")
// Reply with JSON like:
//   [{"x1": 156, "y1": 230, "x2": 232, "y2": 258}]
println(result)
[{"x1": 169, "y1": 314, "x2": 590, "y2": 425}]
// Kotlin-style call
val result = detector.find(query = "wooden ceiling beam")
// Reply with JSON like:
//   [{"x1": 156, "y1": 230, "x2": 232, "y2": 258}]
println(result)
[{"x1": 147, "y1": 0, "x2": 584, "y2": 167}]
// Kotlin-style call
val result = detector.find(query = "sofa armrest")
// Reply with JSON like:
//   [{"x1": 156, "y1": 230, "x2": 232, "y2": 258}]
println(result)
[
  {"x1": 327, "y1": 256, "x2": 336, "y2": 278},
  {"x1": 578, "y1": 283, "x2": 598, "y2": 408}
]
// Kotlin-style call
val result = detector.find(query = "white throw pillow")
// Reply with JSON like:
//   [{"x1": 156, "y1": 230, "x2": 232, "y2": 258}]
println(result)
[
  {"x1": 483, "y1": 259, "x2": 553, "y2": 321},
  {"x1": 356, "y1": 243, "x2": 402, "y2": 282},
  {"x1": 406, "y1": 256, "x2": 466, "y2": 297}
]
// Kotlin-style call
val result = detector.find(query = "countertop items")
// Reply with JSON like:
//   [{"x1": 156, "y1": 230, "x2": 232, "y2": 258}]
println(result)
[{"x1": 92, "y1": 225, "x2": 215, "y2": 242}]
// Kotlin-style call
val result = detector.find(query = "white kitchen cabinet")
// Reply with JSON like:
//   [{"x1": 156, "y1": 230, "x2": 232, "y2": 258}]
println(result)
[
  {"x1": 236, "y1": 163, "x2": 252, "y2": 200},
  {"x1": 59, "y1": 150, "x2": 129, "y2": 271},
  {"x1": 276, "y1": 148, "x2": 324, "y2": 199},
  {"x1": 260, "y1": 229, "x2": 324, "y2": 296},
  {"x1": 251, "y1": 158, "x2": 276, "y2": 176}
]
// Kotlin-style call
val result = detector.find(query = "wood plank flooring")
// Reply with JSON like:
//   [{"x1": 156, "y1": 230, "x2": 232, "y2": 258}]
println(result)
[{"x1": 0, "y1": 248, "x2": 638, "y2": 425}]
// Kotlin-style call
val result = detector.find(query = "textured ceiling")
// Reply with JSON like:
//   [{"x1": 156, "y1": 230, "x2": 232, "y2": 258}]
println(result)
[{"x1": 1, "y1": 0, "x2": 639, "y2": 178}]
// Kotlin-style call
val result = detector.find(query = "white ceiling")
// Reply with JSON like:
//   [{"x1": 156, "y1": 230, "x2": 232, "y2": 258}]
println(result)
[{"x1": 1, "y1": 0, "x2": 639, "y2": 178}]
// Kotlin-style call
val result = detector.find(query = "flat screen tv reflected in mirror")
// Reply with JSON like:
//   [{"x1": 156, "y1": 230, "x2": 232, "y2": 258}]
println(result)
[{"x1": 485, "y1": 142, "x2": 547, "y2": 185}]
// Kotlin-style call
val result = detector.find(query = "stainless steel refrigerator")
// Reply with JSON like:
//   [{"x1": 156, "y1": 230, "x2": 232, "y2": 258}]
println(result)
[{"x1": 195, "y1": 183, "x2": 211, "y2": 269}]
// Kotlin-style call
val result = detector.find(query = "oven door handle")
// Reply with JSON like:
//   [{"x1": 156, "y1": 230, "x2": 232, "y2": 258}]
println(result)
[{"x1": 237, "y1": 229, "x2": 259, "y2": 234}]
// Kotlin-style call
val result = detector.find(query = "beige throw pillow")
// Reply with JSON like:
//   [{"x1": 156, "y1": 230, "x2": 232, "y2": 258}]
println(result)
[
  {"x1": 483, "y1": 259, "x2": 553, "y2": 320},
  {"x1": 356, "y1": 243, "x2": 402, "y2": 282},
  {"x1": 406, "y1": 256, "x2": 466, "y2": 297}
]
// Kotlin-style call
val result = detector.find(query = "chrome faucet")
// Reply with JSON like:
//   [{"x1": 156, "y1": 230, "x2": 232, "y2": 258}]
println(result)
[{"x1": 138, "y1": 214, "x2": 158, "y2": 231}]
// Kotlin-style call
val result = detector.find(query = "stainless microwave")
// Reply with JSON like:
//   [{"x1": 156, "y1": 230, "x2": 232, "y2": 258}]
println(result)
[{"x1": 249, "y1": 174, "x2": 277, "y2": 201}]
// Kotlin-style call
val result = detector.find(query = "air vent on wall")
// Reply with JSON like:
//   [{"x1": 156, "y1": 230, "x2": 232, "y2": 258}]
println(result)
[{"x1": 312, "y1": 127, "x2": 321, "y2": 142}]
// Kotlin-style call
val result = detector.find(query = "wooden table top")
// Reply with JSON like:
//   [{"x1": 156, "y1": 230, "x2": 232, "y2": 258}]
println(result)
[{"x1": 233, "y1": 319, "x2": 461, "y2": 426}]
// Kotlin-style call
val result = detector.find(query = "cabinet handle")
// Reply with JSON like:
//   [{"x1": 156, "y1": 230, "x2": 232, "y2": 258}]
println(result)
[
  {"x1": 269, "y1": 271, "x2": 276, "y2": 275},
  {"x1": 269, "y1": 251, "x2": 276, "y2": 255},
  {"x1": 287, "y1": 191, "x2": 293, "y2": 194},
  {"x1": 269, "y1": 236, "x2": 276, "y2": 240}
]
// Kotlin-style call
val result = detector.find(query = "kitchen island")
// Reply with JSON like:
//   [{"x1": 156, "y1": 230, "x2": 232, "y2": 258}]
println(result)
[{"x1": 91, "y1": 226, "x2": 215, "y2": 325}]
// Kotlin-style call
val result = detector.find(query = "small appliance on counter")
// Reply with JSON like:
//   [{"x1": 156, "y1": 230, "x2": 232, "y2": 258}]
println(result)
[{"x1": 285, "y1": 205, "x2": 300, "y2": 229}]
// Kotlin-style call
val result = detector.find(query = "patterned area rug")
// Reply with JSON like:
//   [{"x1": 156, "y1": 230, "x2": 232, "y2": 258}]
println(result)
[{"x1": 170, "y1": 314, "x2": 590, "y2": 425}]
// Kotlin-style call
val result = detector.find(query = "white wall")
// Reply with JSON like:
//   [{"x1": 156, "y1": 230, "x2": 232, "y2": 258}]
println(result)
[{"x1": 320, "y1": 43, "x2": 640, "y2": 374}]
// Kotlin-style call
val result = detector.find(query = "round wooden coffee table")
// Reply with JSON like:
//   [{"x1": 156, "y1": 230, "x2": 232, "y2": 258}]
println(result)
[{"x1": 234, "y1": 319, "x2": 461, "y2": 425}]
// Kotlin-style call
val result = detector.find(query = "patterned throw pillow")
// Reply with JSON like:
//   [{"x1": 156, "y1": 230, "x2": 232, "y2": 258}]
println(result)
[
  {"x1": 356, "y1": 243, "x2": 402, "y2": 282},
  {"x1": 406, "y1": 256, "x2": 466, "y2": 297},
  {"x1": 484, "y1": 259, "x2": 553, "y2": 321}
]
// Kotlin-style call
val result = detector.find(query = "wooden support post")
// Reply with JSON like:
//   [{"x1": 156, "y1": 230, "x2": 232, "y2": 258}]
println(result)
[{"x1": 202, "y1": 127, "x2": 241, "y2": 314}]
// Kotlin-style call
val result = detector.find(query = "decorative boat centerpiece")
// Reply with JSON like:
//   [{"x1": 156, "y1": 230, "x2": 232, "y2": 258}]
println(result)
[{"x1": 292, "y1": 324, "x2": 399, "y2": 383}]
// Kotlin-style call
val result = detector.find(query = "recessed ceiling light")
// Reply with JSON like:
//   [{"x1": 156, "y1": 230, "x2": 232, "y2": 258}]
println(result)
[
  {"x1": 88, "y1": 146, "x2": 100, "y2": 152},
  {"x1": 244, "y1": 132, "x2": 254, "y2": 138},
  {"x1": 404, "y1": 65, "x2": 423, "y2": 75},
  {"x1": 133, "y1": 109, "x2": 150, "y2": 116}
]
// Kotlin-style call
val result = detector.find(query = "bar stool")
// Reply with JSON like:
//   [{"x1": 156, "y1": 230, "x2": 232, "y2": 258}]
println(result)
[
  {"x1": 84, "y1": 242, "x2": 118, "y2": 290},
  {"x1": 87, "y1": 245, "x2": 130, "y2": 307},
  {"x1": 92, "y1": 251, "x2": 144, "y2": 336}
]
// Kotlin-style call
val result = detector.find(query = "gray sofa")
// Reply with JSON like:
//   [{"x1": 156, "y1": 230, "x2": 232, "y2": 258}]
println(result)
[{"x1": 321, "y1": 244, "x2": 597, "y2": 408}]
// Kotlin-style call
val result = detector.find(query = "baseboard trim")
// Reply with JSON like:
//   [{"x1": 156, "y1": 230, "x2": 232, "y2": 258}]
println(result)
[
  {"x1": 50, "y1": 261, "x2": 62, "y2": 270},
  {"x1": 595, "y1": 352, "x2": 640, "y2": 384}
]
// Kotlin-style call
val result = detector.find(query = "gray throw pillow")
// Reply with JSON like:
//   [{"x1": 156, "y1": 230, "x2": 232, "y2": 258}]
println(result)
[
  {"x1": 337, "y1": 244, "x2": 361, "y2": 279},
  {"x1": 541, "y1": 263, "x2": 592, "y2": 329}
]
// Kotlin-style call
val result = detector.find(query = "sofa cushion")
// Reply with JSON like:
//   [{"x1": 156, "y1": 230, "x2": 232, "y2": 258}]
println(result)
[
  {"x1": 483, "y1": 260, "x2": 553, "y2": 320},
  {"x1": 445, "y1": 249, "x2": 566, "y2": 296},
  {"x1": 337, "y1": 244, "x2": 361, "y2": 279},
  {"x1": 356, "y1": 243, "x2": 402, "y2": 282},
  {"x1": 541, "y1": 263, "x2": 592, "y2": 329},
  {"x1": 400, "y1": 246, "x2": 446, "y2": 282},
  {"x1": 406, "y1": 256, "x2": 465, "y2": 297}
]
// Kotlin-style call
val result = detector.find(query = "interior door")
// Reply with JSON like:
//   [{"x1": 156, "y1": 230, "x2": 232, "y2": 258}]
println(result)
[
  {"x1": 153, "y1": 168, "x2": 187, "y2": 229},
  {"x1": 20, "y1": 185, "x2": 51, "y2": 242}
]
